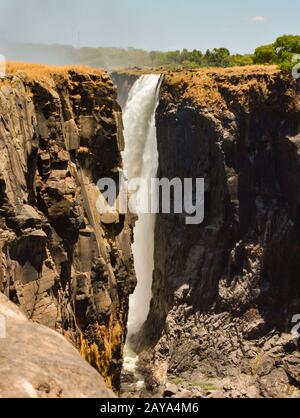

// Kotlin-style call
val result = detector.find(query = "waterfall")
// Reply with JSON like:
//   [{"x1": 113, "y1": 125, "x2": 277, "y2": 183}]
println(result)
[{"x1": 122, "y1": 74, "x2": 162, "y2": 337}]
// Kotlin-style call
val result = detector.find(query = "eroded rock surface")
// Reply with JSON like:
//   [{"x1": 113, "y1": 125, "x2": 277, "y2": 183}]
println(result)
[
  {"x1": 0, "y1": 293, "x2": 115, "y2": 398},
  {"x1": 112, "y1": 72, "x2": 139, "y2": 108},
  {"x1": 138, "y1": 67, "x2": 300, "y2": 398},
  {"x1": 0, "y1": 66, "x2": 136, "y2": 392}
]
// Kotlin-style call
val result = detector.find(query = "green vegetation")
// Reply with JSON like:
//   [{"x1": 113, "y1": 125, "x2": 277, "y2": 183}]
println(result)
[
  {"x1": 253, "y1": 35, "x2": 300, "y2": 70},
  {"x1": 97, "y1": 47, "x2": 254, "y2": 69},
  {"x1": 147, "y1": 35, "x2": 300, "y2": 70},
  {"x1": 169, "y1": 375, "x2": 185, "y2": 385},
  {"x1": 146, "y1": 47, "x2": 254, "y2": 69},
  {"x1": 193, "y1": 382, "x2": 221, "y2": 392},
  {"x1": 74, "y1": 35, "x2": 299, "y2": 70},
  {"x1": 168, "y1": 375, "x2": 221, "y2": 392},
  {"x1": 2, "y1": 34, "x2": 299, "y2": 70},
  {"x1": 58, "y1": 45, "x2": 256, "y2": 69}
]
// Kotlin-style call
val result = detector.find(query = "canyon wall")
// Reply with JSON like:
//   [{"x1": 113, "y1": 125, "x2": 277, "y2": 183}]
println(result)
[
  {"x1": 140, "y1": 67, "x2": 300, "y2": 397},
  {"x1": 111, "y1": 72, "x2": 139, "y2": 109},
  {"x1": 0, "y1": 66, "x2": 136, "y2": 392}
]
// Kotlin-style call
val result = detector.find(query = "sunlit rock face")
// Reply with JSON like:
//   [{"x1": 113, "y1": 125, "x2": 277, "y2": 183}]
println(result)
[
  {"x1": 138, "y1": 68, "x2": 300, "y2": 398},
  {"x1": 0, "y1": 68, "x2": 136, "y2": 392},
  {"x1": 0, "y1": 293, "x2": 115, "y2": 398}
]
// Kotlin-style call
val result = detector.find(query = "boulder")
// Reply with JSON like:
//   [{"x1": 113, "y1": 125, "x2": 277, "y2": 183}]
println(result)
[{"x1": 0, "y1": 293, "x2": 115, "y2": 398}]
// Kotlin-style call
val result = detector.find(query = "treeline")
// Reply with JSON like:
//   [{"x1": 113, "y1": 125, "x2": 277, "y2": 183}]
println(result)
[
  {"x1": 0, "y1": 42, "x2": 253, "y2": 69},
  {"x1": 253, "y1": 35, "x2": 300, "y2": 70},
  {"x1": 77, "y1": 46, "x2": 255, "y2": 69},
  {"x1": 148, "y1": 35, "x2": 300, "y2": 69},
  {"x1": 147, "y1": 48, "x2": 253, "y2": 68},
  {"x1": 76, "y1": 35, "x2": 299, "y2": 70},
  {"x1": 1, "y1": 35, "x2": 299, "y2": 70}
]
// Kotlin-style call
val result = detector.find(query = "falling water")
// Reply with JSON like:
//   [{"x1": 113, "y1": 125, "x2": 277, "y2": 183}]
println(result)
[
  {"x1": 121, "y1": 74, "x2": 161, "y2": 393},
  {"x1": 123, "y1": 74, "x2": 162, "y2": 338}
]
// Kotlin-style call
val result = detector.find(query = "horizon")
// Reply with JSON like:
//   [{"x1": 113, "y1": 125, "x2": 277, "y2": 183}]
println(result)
[
  {"x1": 0, "y1": 0, "x2": 299, "y2": 54},
  {"x1": 1, "y1": 34, "x2": 299, "y2": 55}
]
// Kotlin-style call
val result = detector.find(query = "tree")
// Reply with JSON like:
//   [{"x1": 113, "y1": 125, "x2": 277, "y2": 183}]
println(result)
[
  {"x1": 180, "y1": 49, "x2": 189, "y2": 63},
  {"x1": 149, "y1": 51, "x2": 157, "y2": 66},
  {"x1": 229, "y1": 54, "x2": 254, "y2": 67},
  {"x1": 274, "y1": 35, "x2": 300, "y2": 54},
  {"x1": 254, "y1": 44, "x2": 276, "y2": 64},
  {"x1": 204, "y1": 48, "x2": 230, "y2": 66},
  {"x1": 190, "y1": 49, "x2": 203, "y2": 65},
  {"x1": 254, "y1": 35, "x2": 300, "y2": 70}
]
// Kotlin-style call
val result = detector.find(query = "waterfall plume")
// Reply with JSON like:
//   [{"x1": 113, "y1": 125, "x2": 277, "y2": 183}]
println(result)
[{"x1": 122, "y1": 74, "x2": 162, "y2": 336}]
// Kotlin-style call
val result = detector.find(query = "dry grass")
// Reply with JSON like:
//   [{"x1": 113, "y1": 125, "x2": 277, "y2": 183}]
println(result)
[
  {"x1": 115, "y1": 64, "x2": 278, "y2": 77},
  {"x1": 114, "y1": 65, "x2": 280, "y2": 111},
  {"x1": 5, "y1": 61, "x2": 106, "y2": 82},
  {"x1": 163, "y1": 65, "x2": 280, "y2": 110}
]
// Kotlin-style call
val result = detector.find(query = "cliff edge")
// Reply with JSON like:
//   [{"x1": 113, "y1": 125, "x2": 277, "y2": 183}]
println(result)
[
  {"x1": 0, "y1": 63, "x2": 136, "y2": 392},
  {"x1": 140, "y1": 66, "x2": 300, "y2": 398}
]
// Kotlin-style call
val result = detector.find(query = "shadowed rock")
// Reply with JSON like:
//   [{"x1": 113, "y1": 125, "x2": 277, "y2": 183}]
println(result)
[
  {"x1": 0, "y1": 65, "x2": 136, "y2": 392},
  {"x1": 133, "y1": 67, "x2": 300, "y2": 398}
]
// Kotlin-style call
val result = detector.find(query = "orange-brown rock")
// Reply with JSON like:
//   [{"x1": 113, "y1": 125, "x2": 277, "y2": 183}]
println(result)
[{"x1": 0, "y1": 63, "x2": 136, "y2": 393}]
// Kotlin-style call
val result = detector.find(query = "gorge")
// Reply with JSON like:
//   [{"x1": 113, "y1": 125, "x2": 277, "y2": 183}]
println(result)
[
  {"x1": 0, "y1": 64, "x2": 300, "y2": 398},
  {"x1": 116, "y1": 67, "x2": 300, "y2": 398}
]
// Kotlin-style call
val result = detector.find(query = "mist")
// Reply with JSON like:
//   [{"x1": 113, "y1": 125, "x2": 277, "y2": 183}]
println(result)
[{"x1": 1, "y1": 0, "x2": 299, "y2": 68}]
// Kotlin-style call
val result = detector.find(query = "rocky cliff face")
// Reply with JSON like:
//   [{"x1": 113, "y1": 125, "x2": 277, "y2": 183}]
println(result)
[
  {"x1": 0, "y1": 65, "x2": 136, "y2": 392},
  {"x1": 111, "y1": 72, "x2": 139, "y2": 109},
  {"x1": 139, "y1": 67, "x2": 300, "y2": 397}
]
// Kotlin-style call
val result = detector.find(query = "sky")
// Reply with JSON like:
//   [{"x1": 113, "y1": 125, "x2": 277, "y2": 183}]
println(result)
[{"x1": 0, "y1": 0, "x2": 299, "y2": 53}]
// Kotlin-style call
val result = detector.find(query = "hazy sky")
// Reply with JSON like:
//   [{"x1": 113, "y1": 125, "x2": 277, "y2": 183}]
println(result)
[{"x1": 0, "y1": 0, "x2": 299, "y2": 53}]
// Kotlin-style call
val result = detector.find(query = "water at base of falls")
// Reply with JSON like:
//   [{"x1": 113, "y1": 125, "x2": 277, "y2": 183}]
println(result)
[
  {"x1": 121, "y1": 74, "x2": 162, "y2": 394},
  {"x1": 121, "y1": 346, "x2": 145, "y2": 397}
]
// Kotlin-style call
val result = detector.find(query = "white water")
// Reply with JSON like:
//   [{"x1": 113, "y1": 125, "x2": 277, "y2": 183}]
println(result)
[{"x1": 123, "y1": 74, "x2": 162, "y2": 337}]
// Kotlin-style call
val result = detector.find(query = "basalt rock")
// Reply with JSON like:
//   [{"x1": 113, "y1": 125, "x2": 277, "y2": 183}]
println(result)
[
  {"x1": 0, "y1": 67, "x2": 136, "y2": 393},
  {"x1": 139, "y1": 67, "x2": 300, "y2": 397},
  {"x1": 111, "y1": 72, "x2": 139, "y2": 108}
]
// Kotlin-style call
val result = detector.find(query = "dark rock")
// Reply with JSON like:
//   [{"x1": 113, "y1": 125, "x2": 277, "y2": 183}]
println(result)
[
  {"x1": 164, "y1": 383, "x2": 178, "y2": 397},
  {"x1": 0, "y1": 68, "x2": 136, "y2": 392},
  {"x1": 283, "y1": 353, "x2": 300, "y2": 384},
  {"x1": 135, "y1": 68, "x2": 300, "y2": 398}
]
